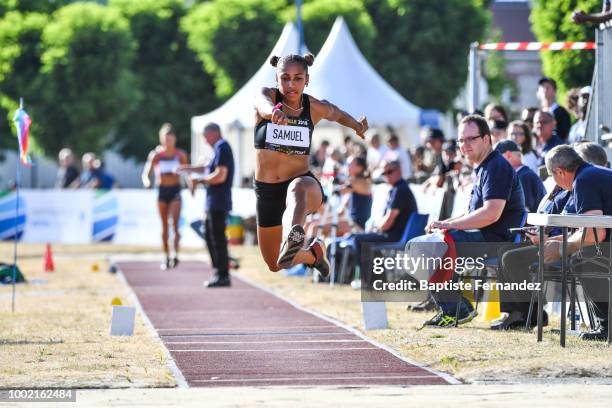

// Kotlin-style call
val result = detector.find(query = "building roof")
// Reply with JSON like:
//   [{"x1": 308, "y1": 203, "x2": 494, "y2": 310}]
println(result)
[{"x1": 491, "y1": 0, "x2": 536, "y2": 42}]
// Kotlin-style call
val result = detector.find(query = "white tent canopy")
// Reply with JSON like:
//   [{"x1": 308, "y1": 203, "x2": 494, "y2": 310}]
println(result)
[{"x1": 308, "y1": 17, "x2": 421, "y2": 144}]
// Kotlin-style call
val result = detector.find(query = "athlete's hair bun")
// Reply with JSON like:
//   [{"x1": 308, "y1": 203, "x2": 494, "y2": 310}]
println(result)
[
  {"x1": 269, "y1": 55, "x2": 280, "y2": 67},
  {"x1": 303, "y1": 53, "x2": 315, "y2": 66}
]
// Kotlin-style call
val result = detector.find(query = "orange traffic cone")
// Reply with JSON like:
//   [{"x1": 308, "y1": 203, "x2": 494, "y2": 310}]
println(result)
[{"x1": 44, "y1": 243, "x2": 55, "y2": 272}]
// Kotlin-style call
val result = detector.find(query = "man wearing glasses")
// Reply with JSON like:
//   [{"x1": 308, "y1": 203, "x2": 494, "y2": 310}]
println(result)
[{"x1": 419, "y1": 115, "x2": 526, "y2": 327}]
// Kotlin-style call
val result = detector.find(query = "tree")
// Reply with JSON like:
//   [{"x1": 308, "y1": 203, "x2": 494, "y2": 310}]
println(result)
[
  {"x1": 531, "y1": 0, "x2": 601, "y2": 99},
  {"x1": 364, "y1": 0, "x2": 490, "y2": 111},
  {"x1": 29, "y1": 3, "x2": 139, "y2": 156},
  {"x1": 182, "y1": 0, "x2": 286, "y2": 99},
  {"x1": 109, "y1": 0, "x2": 217, "y2": 159},
  {"x1": 0, "y1": 11, "x2": 47, "y2": 151},
  {"x1": 294, "y1": 0, "x2": 376, "y2": 56}
]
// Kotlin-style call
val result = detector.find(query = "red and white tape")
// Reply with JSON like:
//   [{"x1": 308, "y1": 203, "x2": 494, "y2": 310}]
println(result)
[{"x1": 479, "y1": 42, "x2": 596, "y2": 51}]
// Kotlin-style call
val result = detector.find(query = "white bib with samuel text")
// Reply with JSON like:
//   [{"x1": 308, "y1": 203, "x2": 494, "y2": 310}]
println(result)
[{"x1": 265, "y1": 123, "x2": 310, "y2": 148}]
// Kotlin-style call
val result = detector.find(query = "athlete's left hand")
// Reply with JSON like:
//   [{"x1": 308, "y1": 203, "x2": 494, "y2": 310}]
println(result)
[{"x1": 356, "y1": 116, "x2": 368, "y2": 139}]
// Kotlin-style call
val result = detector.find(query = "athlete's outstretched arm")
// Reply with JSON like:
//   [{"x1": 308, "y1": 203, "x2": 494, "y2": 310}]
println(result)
[{"x1": 311, "y1": 98, "x2": 368, "y2": 139}]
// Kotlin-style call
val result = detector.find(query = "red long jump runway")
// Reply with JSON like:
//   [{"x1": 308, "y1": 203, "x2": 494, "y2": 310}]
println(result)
[{"x1": 118, "y1": 260, "x2": 456, "y2": 387}]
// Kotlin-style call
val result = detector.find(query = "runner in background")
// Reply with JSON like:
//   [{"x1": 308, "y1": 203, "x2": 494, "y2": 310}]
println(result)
[{"x1": 142, "y1": 123, "x2": 189, "y2": 270}]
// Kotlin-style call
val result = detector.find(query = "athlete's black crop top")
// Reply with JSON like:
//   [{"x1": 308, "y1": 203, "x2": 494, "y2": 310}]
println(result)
[{"x1": 254, "y1": 89, "x2": 315, "y2": 156}]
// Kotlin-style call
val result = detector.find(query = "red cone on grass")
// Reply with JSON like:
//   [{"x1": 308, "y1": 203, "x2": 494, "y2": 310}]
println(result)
[{"x1": 44, "y1": 243, "x2": 54, "y2": 272}]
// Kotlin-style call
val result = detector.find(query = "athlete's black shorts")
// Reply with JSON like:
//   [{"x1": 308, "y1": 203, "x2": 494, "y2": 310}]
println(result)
[
  {"x1": 254, "y1": 171, "x2": 324, "y2": 227},
  {"x1": 158, "y1": 185, "x2": 182, "y2": 204}
]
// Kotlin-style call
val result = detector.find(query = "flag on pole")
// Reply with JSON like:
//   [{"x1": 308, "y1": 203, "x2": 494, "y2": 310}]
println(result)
[{"x1": 12, "y1": 106, "x2": 31, "y2": 165}]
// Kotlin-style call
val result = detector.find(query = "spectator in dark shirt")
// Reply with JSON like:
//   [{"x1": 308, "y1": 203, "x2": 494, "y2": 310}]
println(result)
[
  {"x1": 537, "y1": 77, "x2": 571, "y2": 141},
  {"x1": 496, "y1": 140, "x2": 546, "y2": 213},
  {"x1": 542, "y1": 146, "x2": 612, "y2": 341},
  {"x1": 350, "y1": 160, "x2": 417, "y2": 279},
  {"x1": 55, "y1": 148, "x2": 79, "y2": 188},
  {"x1": 419, "y1": 115, "x2": 525, "y2": 327}
]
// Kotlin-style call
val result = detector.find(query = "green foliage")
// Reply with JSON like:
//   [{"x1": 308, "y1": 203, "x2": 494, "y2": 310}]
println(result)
[
  {"x1": 364, "y1": 0, "x2": 489, "y2": 111},
  {"x1": 0, "y1": 0, "x2": 75, "y2": 17},
  {"x1": 34, "y1": 2, "x2": 139, "y2": 155},
  {"x1": 182, "y1": 0, "x2": 285, "y2": 99},
  {"x1": 294, "y1": 0, "x2": 376, "y2": 56},
  {"x1": 531, "y1": 0, "x2": 601, "y2": 98},
  {"x1": 0, "y1": 11, "x2": 47, "y2": 150},
  {"x1": 109, "y1": 0, "x2": 217, "y2": 159}
]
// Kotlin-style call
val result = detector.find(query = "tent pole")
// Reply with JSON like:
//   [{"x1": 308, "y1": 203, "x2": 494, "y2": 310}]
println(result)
[{"x1": 468, "y1": 42, "x2": 480, "y2": 113}]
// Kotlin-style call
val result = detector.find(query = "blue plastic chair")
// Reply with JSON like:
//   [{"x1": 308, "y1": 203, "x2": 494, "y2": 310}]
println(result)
[{"x1": 337, "y1": 212, "x2": 429, "y2": 283}]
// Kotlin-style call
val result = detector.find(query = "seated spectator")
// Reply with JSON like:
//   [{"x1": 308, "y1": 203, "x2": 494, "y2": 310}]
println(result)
[
  {"x1": 496, "y1": 140, "x2": 546, "y2": 213},
  {"x1": 350, "y1": 160, "x2": 417, "y2": 271},
  {"x1": 55, "y1": 148, "x2": 79, "y2": 188},
  {"x1": 489, "y1": 120, "x2": 508, "y2": 145},
  {"x1": 366, "y1": 132, "x2": 387, "y2": 175},
  {"x1": 521, "y1": 107, "x2": 538, "y2": 132},
  {"x1": 497, "y1": 146, "x2": 612, "y2": 338},
  {"x1": 339, "y1": 155, "x2": 372, "y2": 231},
  {"x1": 421, "y1": 128, "x2": 445, "y2": 175},
  {"x1": 423, "y1": 141, "x2": 460, "y2": 191},
  {"x1": 509, "y1": 120, "x2": 540, "y2": 174},
  {"x1": 320, "y1": 148, "x2": 344, "y2": 190},
  {"x1": 484, "y1": 103, "x2": 509, "y2": 123},
  {"x1": 533, "y1": 110, "x2": 564, "y2": 165},
  {"x1": 383, "y1": 134, "x2": 412, "y2": 180},
  {"x1": 574, "y1": 141, "x2": 610, "y2": 168},
  {"x1": 415, "y1": 115, "x2": 525, "y2": 327},
  {"x1": 411, "y1": 146, "x2": 429, "y2": 183},
  {"x1": 537, "y1": 77, "x2": 571, "y2": 141},
  {"x1": 309, "y1": 140, "x2": 330, "y2": 174},
  {"x1": 544, "y1": 146, "x2": 612, "y2": 340}
]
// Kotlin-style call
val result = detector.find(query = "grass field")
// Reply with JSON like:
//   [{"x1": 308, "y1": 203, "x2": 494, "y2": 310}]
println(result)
[
  {"x1": 1, "y1": 242, "x2": 612, "y2": 388},
  {"x1": 0, "y1": 244, "x2": 175, "y2": 388}
]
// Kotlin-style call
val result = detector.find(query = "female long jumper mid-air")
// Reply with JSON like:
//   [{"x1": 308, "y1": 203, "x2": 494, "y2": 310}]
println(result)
[{"x1": 253, "y1": 53, "x2": 368, "y2": 276}]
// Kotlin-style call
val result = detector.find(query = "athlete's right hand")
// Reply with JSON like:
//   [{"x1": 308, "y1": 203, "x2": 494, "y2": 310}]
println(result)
[{"x1": 271, "y1": 109, "x2": 288, "y2": 126}]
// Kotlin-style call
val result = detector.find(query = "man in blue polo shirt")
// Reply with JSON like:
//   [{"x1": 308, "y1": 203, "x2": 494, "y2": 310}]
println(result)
[
  {"x1": 420, "y1": 114, "x2": 525, "y2": 327},
  {"x1": 543, "y1": 145, "x2": 612, "y2": 340},
  {"x1": 180, "y1": 122, "x2": 234, "y2": 287},
  {"x1": 496, "y1": 140, "x2": 546, "y2": 213}
]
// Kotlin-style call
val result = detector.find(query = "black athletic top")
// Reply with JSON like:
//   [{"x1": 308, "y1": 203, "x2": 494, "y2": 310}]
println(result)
[{"x1": 254, "y1": 89, "x2": 315, "y2": 156}]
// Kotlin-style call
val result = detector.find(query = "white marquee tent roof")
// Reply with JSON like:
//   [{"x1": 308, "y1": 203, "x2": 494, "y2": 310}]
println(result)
[{"x1": 307, "y1": 17, "x2": 421, "y2": 132}]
